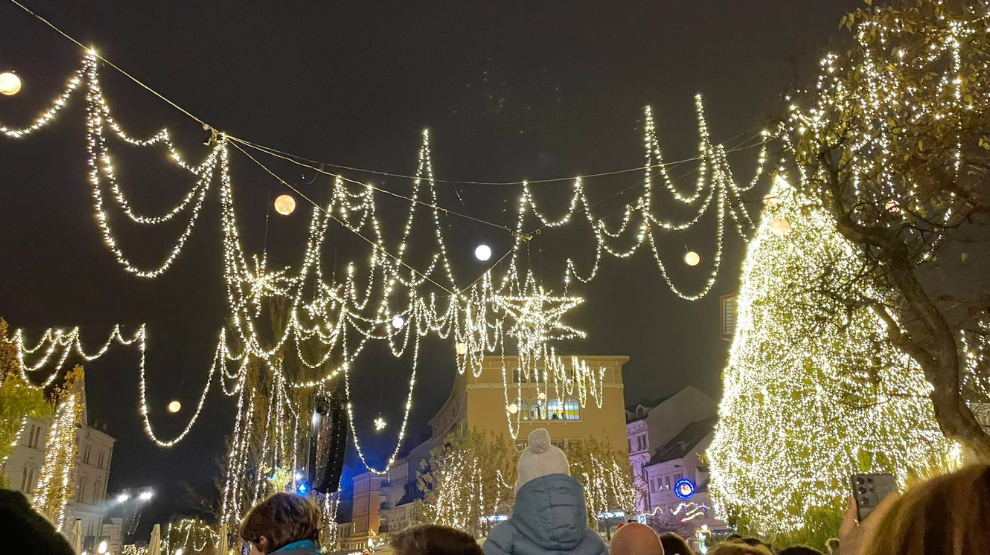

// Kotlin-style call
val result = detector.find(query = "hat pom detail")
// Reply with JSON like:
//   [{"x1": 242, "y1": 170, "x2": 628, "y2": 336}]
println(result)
[{"x1": 528, "y1": 429, "x2": 551, "y2": 454}]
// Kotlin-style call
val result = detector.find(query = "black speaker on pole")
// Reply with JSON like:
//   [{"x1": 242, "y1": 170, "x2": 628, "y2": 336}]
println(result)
[{"x1": 311, "y1": 391, "x2": 348, "y2": 493}]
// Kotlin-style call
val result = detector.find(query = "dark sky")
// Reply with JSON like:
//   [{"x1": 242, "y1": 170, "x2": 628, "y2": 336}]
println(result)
[{"x1": 0, "y1": 0, "x2": 862, "y2": 530}]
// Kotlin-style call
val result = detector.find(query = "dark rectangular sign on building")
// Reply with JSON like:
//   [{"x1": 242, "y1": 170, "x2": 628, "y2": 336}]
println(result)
[{"x1": 720, "y1": 293, "x2": 738, "y2": 341}]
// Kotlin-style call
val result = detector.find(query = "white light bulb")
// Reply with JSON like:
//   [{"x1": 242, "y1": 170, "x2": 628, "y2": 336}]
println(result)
[
  {"x1": 274, "y1": 194, "x2": 296, "y2": 216},
  {"x1": 508, "y1": 403, "x2": 519, "y2": 415},
  {"x1": 0, "y1": 72, "x2": 21, "y2": 96},
  {"x1": 139, "y1": 490, "x2": 153, "y2": 501},
  {"x1": 455, "y1": 342, "x2": 468, "y2": 356},
  {"x1": 391, "y1": 315, "x2": 404, "y2": 329},
  {"x1": 684, "y1": 251, "x2": 701, "y2": 266},
  {"x1": 167, "y1": 400, "x2": 181, "y2": 413},
  {"x1": 474, "y1": 244, "x2": 492, "y2": 261},
  {"x1": 117, "y1": 493, "x2": 130, "y2": 503}
]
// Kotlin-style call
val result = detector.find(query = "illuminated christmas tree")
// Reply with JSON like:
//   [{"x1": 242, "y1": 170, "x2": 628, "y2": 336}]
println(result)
[{"x1": 707, "y1": 178, "x2": 958, "y2": 539}]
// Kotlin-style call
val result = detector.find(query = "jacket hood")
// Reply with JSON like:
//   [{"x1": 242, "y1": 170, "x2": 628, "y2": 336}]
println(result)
[{"x1": 511, "y1": 473, "x2": 590, "y2": 550}]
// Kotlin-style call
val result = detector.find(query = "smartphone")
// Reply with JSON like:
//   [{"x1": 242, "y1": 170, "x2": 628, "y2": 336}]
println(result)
[{"x1": 851, "y1": 473, "x2": 897, "y2": 522}]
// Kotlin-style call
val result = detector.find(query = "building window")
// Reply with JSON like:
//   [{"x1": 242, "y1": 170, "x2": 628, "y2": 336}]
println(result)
[
  {"x1": 546, "y1": 399, "x2": 563, "y2": 420},
  {"x1": 21, "y1": 466, "x2": 36, "y2": 493},
  {"x1": 636, "y1": 435, "x2": 647, "y2": 452},
  {"x1": 664, "y1": 476, "x2": 671, "y2": 491},
  {"x1": 83, "y1": 445, "x2": 92, "y2": 464},
  {"x1": 529, "y1": 400, "x2": 546, "y2": 420},
  {"x1": 563, "y1": 398, "x2": 580, "y2": 420},
  {"x1": 628, "y1": 439, "x2": 632, "y2": 453},
  {"x1": 28, "y1": 425, "x2": 43, "y2": 449},
  {"x1": 78, "y1": 482, "x2": 87, "y2": 503},
  {"x1": 674, "y1": 473, "x2": 683, "y2": 482},
  {"x1": 516, "y1": 398, "x2": 531, "y2": 421},
  {"x1": 98, "y1": 451, "x2": 105, "y2": 469}
]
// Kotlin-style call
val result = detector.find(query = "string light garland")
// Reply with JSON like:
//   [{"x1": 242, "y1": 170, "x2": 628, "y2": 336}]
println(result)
[{"x1": 0, "y1": 32, "x2": 771, "y2": 477}]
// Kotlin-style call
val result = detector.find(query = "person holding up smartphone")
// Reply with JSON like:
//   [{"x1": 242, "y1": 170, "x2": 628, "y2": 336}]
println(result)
[{"x1": 835, "y1": 464, "x2": 990, "y2": 555}]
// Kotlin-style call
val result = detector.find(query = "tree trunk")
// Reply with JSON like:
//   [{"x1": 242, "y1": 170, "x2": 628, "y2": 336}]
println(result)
[{"x1": 887, "y1": 259, "x2": 990, "y2": 461}]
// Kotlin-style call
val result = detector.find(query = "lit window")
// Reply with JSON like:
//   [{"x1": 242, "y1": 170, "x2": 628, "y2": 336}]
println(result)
[
  {"x1": 547, "y1": 399, "x2": 563, "y2": 420},
  {"x1": 516, "y1": 398, "x2": 531, "y2": 421},
  {"x1": 563, "y1": 398, "x2": 580, "y2": 420}
]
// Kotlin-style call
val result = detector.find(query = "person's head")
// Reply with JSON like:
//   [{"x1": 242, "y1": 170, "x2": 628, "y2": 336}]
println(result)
[
  {"x1": 824, "y1": 539, "x2": 840, "y2": 555},
  {"x1": 515, "y1": 428, "x2": 570, "y2": 492},
  {"x1": 777, "y1": 547, "x2": 823, "y2": 555},
  {"x1": 0, "y1": 490, "x2": 74, "y2": 555},
  {"x1": 610, "y1": 523, "x2": 664, "y2": 555},
  {"x1": 707, "y1": 542, "x2": 774, "y2": 555},
  {"x1": 390, "y1": 524, "x2": 483, "y2": 555},
  {"x1": 239, "y1": 493, "x2": 321, "y2": 554},
  {"x1": 659, "y1": 532, "x2": 695, "y2": 555},
  {"x1": 869, "y1": 464, "x2": 990, "y2": 555},
  {"x1": 725, "y1": 534, "x2": 743, "y2": 542}
]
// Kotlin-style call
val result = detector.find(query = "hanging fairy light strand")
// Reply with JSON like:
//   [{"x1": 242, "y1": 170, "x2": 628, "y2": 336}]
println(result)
[{"x1": 0, "y1": 12, "x2": 772, "y2": 476}]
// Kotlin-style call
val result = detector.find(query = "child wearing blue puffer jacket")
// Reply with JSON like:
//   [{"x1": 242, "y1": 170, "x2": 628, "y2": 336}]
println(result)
[{"x1": 483, "y1": 429, "x2": 608, "y2": 555}]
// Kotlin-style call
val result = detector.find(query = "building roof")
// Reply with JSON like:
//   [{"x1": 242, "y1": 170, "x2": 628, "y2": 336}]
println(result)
[
  {"x1": 625, "y1": 392, "x2": 677, "y2": 415},
  {"x1": 645, "y1": 416, "x2": 718, "y2": 466}
]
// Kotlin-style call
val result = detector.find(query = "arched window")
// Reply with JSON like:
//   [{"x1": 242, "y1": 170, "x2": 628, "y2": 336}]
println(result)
[
  {"x1": 530, "y1": 399, "x2": 546, "y2": 420},
  {"x1": 564, "y1": 397, "x2": 581, "y2": 420},
  {"x1": 516, "y1": 398, "x2": 531, "y2": 421},
  {"x1": 547, "y1": 399, "x2": 564, "y2": 420},
  {"x1": 93, "y1": 478, "x2": 103, "y2": 504},
  {"x1": 78, "y1": 481, "x2": 87, "y2": 503}
]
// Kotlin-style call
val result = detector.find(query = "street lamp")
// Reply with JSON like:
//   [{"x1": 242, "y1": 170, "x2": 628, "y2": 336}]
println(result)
[
  {"x1": 97, "y1": 540, "x2": 108, "y2": 554},
  {"x1": 117, "y1": 493, "x2": 130, "y2": 503},
  {"x1": 139, "y1": 490, "x2": 154, "y2": 501}
]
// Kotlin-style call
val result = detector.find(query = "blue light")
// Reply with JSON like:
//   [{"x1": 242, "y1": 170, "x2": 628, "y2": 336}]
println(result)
[
  {"x1": 296, "y1": 482, "x2": 309, "y2": 495},
  {"x1": 674, "y1": 479, "x2": 696, "y2": 500}
]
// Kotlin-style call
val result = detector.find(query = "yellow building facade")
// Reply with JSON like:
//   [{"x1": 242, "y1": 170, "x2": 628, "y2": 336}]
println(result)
[{"x1": 430, "y1": 355, "x2": 630, "y2": 455}]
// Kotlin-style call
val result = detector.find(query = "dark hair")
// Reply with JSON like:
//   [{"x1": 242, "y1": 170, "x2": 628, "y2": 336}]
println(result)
[
  {"x1": 870, "y1": 464, "x2": 990, "y2": 555},
  {"x1": 0, "y1": 490, "x2": 74, "y2": 555},
  {"x1": 825, "y1": 538, "x2": 840, "y2": 554},
  {"x1": 777, "y1": 547, "x2": 824, "y2": 555},
  {"x1": 659, "y1": 532, "x2": 696, "y2": 555},
  {"x1": 391, "y1": 524, "x2": 483, "y2": 555},
  {"x1": 239, "y1": 493, "x2": 321, "y2": 553},
  {"x1": 708, "y1": 542, "x2": 773, "y2": 555}
]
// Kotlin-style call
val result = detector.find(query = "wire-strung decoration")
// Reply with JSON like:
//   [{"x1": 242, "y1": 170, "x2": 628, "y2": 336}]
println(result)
[{"x1": 0, "y1": 50, "x2": 765, "y2": 478}]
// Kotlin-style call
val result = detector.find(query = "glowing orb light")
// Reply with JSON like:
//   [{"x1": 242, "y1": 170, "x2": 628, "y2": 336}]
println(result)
[
  {"x1": 391, "y1": 315, "x2": 404, "y2": 329},
  {"x1": 455, "y1": 342, "x2": 468, "y2": 356},
  {"x1": 0, "y1": 72, "x2": 21, "y2": 96},
  {"x1": 274, "y1": 194, "x2": 296, "y2": 216},
  {"x1": 474, "y1": 244, "x2": 492, "y2": 261},
  {"x1": 770, "y1": 218, "x2": 792, "y2": 236},
  {"x1": 684, "y1": 251, "x2": 701, "y2": 266},
  {"x1": 508, "y1": 403, "x2": 519, "y2": 415},
  {"x1": 167, "y1": 400, "x2": 181, "y2": 413}
]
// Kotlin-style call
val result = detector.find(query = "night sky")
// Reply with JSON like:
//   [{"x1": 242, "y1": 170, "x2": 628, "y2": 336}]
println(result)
[{"x1": 0, "y1": 0, "x2": 862, "y2": 530}]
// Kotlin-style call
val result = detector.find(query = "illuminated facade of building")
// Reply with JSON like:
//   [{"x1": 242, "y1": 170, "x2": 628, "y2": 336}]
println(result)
[
  {"x1": 431, "y1": 355, "x2": 631, "y2": 455},
  {"x1": 625, "y1": 386, "x2": 726, "y2": 535},
  {"x1": 2, "y1": 378, "x2": 116, "y2": 548}
]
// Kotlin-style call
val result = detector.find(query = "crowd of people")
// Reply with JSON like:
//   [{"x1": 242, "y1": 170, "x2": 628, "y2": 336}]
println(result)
[{"x1": 5, "y1": 428, "x2": 990, "y2": 555}]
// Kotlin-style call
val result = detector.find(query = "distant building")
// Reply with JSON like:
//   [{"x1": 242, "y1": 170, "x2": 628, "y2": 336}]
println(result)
[
  {"x1": 625, "y1": 386, "x2": 726, "y2": 535},
  {"x1": 338, "y1": 354, "x2": 630, "y2": 545},
  {"x1": 2, "y1": 377, "x2": 116, "y2": 545},
  {"x1": 431, "y1": 355, "x2": 630, "y2": 456}
]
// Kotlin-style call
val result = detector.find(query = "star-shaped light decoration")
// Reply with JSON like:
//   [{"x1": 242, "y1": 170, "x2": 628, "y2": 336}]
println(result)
[
  {"x1": 246, "y1": 254, "x2": 291, "y2": 316},
  {"x1": 373, "y1": 417, "x2": 387, "y2": 431}
]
